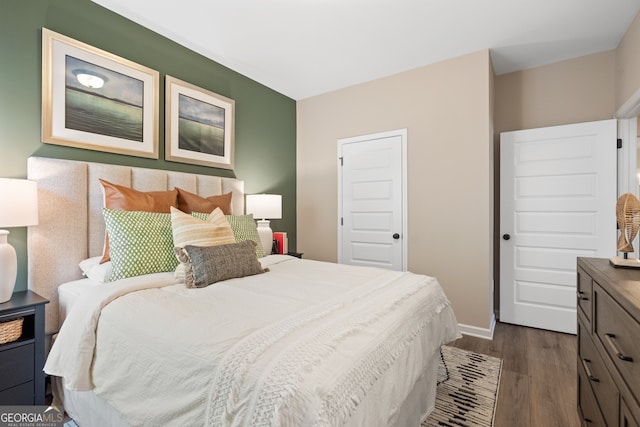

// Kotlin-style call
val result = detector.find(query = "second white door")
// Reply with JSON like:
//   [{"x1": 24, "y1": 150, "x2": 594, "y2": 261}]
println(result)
[
  {"x1": 500, "y1": 119, "x2": 617, "y2": 334},
  {"x1": 338, "y1": 129, "x2": 407, "y2": 271}
]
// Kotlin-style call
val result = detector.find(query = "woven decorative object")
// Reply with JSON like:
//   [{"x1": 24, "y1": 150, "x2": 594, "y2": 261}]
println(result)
[
  {"x1": 616, "y1": 193, "x2": 640, "y2": 253},
  {"x1": 0, "y1": 317, "x2": 23, "y2": 345}
]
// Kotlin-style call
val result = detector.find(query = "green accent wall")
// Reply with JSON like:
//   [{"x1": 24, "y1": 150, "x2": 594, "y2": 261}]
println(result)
[{"x1": 1, "y1": 0, "x2": 296, "y2": 293}]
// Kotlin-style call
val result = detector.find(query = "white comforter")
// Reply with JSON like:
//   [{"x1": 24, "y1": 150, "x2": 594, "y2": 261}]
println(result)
[{"x1": 45, "y1": 256, "x2": 460, "y2": 426}]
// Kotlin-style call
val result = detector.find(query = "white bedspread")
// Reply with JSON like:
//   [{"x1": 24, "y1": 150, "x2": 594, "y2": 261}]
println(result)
[{"x1": 45, "y1": 256, "x2": 460, "y2": 426}]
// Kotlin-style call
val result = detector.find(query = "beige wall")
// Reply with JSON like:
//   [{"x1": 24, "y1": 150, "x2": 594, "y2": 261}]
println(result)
[
  {"x1": 616, "y1": 11, "x2": 640, "y2": 110},
  {"x1": 495, "y1": 51, "x2": 616, "y2": 134},
  {"x1": 297, "y1": 50, "x2": 495, "y2": 332},
  {"x1": 297, "y1": 13, "x2": 640, "y2": 334}
]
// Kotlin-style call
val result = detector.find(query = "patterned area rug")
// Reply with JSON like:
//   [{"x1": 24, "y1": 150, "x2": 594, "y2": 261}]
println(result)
[{"x1": 423, "y1": 345, "x2": 503, "y2": 427}]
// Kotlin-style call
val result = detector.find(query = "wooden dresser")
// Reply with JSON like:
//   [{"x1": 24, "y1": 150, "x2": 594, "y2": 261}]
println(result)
[{"x1": 577, "y1": 257, "x2": 640, "y2": 426}]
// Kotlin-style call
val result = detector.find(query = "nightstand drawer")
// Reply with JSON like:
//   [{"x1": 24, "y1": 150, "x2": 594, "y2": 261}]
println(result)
[
  {"x1": 0, "y1": 381, "x2": 34, "y2": 405},
  {"x1": 0, "y1": 343, "x2": 34, "y2": 390}
]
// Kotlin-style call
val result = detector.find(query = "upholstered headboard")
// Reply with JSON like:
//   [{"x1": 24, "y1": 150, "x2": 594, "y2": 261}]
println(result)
[{"x1": 26, "y1": 157, "x2": 244, "y2": 336}]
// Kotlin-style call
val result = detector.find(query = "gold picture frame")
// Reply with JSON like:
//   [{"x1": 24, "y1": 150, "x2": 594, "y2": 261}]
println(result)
[
  {"x1": 41, "y1": 28, "x2": 159, "y2": 158},
  {"x1": 165, "y1": 76, "x2": 235, "y2": 169}
]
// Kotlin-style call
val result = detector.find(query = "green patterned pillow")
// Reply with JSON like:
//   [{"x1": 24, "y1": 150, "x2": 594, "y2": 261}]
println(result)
[
  {"x1": 226, "y1": 214, "x2": 265, "y2": 258},
  {"x1": 193, "y1": 213, "x2": 265, "y2": 258},
  {"x1": 103, "y1": 209, "x2": 179, "y2": 281}
]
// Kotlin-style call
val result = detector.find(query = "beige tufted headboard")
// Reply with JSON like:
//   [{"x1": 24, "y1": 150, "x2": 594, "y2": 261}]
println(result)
[{"x1": 26, "y1": 157, "x2": 244, "y2": 337}]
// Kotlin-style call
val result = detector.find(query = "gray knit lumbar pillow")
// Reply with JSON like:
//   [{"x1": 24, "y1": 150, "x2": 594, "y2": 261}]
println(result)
[{"x1": 175, "y1": 240, "x2": 268, "y2": 288}]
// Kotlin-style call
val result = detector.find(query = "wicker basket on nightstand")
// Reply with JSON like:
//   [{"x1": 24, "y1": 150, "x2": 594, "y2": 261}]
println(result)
[{"x1": 0, "y1": 317, "x2": 23, "y2": 344}]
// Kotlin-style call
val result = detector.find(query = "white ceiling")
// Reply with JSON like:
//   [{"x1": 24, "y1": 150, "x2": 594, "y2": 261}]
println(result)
[{"x1": 92, "y1": 0, "x2": 640, "y2": 100}]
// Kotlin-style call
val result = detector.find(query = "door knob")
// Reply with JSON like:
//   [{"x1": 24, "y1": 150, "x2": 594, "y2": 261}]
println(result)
[
  {"x1": 502, "y1": 234, "x2": 511, "y2": 241},
  {"x1": 392, "y1": 233, "x2": 400, "y2": 239}
]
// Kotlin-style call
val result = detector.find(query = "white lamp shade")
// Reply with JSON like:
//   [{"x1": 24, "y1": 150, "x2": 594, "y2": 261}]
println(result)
[
  {"x1": 0, "y1": 179, "x2": 38, "y2": 227},
  {"x1": 246, "y1": 194, "x2": 282, "y2": 220}
]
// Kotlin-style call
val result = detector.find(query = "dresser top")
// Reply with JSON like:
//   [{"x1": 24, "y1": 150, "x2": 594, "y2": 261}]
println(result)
[{"x1": 578, "y1": 257, "x2": 640, "y2": 322}]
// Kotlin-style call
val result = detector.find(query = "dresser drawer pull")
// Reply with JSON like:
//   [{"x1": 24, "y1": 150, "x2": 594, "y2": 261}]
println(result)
[
  {"x1": 604, "y1": 333, "x2": 634, "y2": 362},
  {"x1": 581, "y1": 358, "x2": 600, "y2": 382},
  {"x1": 576, "y1": 291, "x2": 589, "y2": 301}
]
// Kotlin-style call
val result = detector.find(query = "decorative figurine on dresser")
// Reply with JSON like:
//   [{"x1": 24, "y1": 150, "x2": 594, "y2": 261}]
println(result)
[
  {"x1": 0, "y1": 291, "x2": 49, "y2": 405},
  {"x1": 609, "y1": 193, "x2": 640, "y2": 269},
  {"x1": 576, "y1": 257, "x2": 640, "y2": 426}
]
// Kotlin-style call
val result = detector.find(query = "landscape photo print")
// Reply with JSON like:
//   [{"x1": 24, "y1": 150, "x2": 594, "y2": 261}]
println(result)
[
  {"x1": 165, "y1": 75, "x2": 235, "y2": 169},
  {"x1": 41, "y1": 28, "x2": 159, "y2": 158}
]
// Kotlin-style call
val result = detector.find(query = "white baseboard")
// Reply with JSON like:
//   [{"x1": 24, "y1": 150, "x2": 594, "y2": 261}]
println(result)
[{"x1": 457, "y1": 314, "x2": 496, "y2": 340}]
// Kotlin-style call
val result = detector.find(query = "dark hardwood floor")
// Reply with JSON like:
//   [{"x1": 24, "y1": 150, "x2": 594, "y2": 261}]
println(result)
[{"x1": 449, "y1": 321, "x2": 581, "y2": 427}]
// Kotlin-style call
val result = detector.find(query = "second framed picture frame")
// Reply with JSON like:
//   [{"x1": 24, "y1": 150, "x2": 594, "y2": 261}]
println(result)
[{"x1": 165, "y1": 76, "x2": 235, "y2": 169}]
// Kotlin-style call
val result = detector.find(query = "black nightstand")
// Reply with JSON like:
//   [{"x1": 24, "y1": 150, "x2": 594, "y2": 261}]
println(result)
[
  {"x1": 287, "y1": 252, "x2": 303, "y2": 259},
  {"x1": 0, "y1": 291, "x2": 48, "y2": 405}
]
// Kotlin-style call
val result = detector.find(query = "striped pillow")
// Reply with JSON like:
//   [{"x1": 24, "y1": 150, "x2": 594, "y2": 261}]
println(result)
[
  {"x1": 171, "y1": 207, "x2": 236, "y2": 281},
  {"x1": 193, "y1": 213, "x2": 266, "y2": 258}
]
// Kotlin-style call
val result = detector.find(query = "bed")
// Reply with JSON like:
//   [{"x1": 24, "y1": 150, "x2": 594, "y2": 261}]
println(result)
[{"x1": 27, "y1": 157, "x2": 460, "y2": 427}]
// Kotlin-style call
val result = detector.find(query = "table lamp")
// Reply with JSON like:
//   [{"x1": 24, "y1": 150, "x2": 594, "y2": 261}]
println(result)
[
  {"x1": 246, "y1": 194, "x2": 282, "y2": 255},
  {"x1": 0, "y1": 179, "x2": 38, "y2": 303}
]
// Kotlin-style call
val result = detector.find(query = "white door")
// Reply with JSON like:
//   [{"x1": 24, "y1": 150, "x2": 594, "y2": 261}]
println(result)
[
  {"x1": 338, "y1": 129, "x2": 407, "y2": 271},
  {"x1": 500, "y1": 119, "x2": 617, "y2": 334}
]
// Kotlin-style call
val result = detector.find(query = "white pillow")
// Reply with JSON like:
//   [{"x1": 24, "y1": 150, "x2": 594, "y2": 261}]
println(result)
[
  {"x1": 79, "y1": 256, "x2": 112, "y2": 283},
  {"x1": 79, "y1": 256, "x2": 101, "y2": 275}
]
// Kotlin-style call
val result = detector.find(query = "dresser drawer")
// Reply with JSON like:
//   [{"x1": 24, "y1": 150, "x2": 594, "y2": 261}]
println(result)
[
  {"x1": 594, "y1": 284, "x2": 640, "y2": 400},
  {"x1": 578, "y1": 363, "x2": 606, "y2": 426},
  {"x1": 621, "y1": 397, "x2": 640, "y2": 427},
  {"x1": 579, "y1": 320, "x2": 618, "y2": 426},
  {"x1": 577, "y1": 267, "x2": 593, "y2": 327},
  {"x1": 0, "y1": 343, "x2": 34, "y2": 391}
]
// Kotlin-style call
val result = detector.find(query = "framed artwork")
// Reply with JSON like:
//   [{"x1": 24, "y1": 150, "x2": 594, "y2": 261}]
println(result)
[
  {"x1": 165, "y1": 76, "x2": 235, "y2": 169},
  {"x1": 41, "y1": 28, "x2": 159, "y2": 158}
]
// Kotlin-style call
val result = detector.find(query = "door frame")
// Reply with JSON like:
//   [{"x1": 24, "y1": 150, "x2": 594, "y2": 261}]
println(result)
[
  {"x1": 615, "y1": 88, "x2": 640, "y2": 198},
  {"x1": 337, "y1": 128, "x2": 408, "y2": 270},
  {"x1": 615, "y1": 89, "x2": 640, "y2": 255}
]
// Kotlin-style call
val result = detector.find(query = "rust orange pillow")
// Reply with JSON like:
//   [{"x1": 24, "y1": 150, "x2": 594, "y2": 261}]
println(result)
[
  {"x1": 176, "y1": 188, "x2": 232, "y2": 214},
  {"x1": 99, "y1": 179, "x2": 178, "y2": 264}
]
